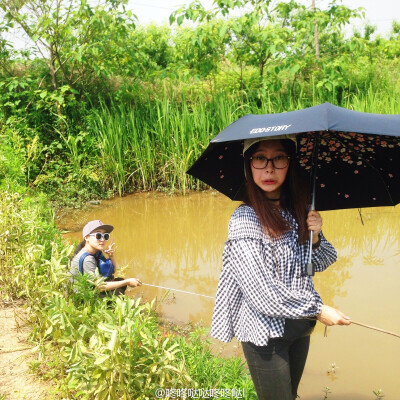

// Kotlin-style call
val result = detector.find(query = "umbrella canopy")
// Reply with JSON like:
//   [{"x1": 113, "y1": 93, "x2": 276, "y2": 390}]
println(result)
[{"x1": 187, "y1": 102, "x2": 400, "y2": 211}]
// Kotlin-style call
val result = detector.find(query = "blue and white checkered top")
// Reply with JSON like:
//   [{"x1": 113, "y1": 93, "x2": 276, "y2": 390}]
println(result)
[{"x1": 210, "y1": 205, "x2": 337, "y2": 346}]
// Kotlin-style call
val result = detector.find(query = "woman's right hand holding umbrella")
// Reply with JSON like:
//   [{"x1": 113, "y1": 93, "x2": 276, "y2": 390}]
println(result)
[{"x1": 317, "y1": 305, "x2": 351, "y2": 326}]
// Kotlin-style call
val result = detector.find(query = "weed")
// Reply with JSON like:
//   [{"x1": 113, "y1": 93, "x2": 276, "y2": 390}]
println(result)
[
  {"x1": 373, "y1": 388, "x2": 385, "y2": 399},
  {"x1": 28, "y1": 360, "x2": 41, "y2": 374},
  {"x1": 322, "y1": 386, "x2": 332, "y2": 399},
  {"x1": 327, "y1": 362, "x2": 339, "y2": 375},
  {"x1": 327, "y1": 362, "x2": 339, "y2": 381}
]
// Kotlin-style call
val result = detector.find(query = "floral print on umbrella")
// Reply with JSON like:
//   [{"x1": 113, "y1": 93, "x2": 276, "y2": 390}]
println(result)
[
  {"x1": 298, "y1": 131, "x2": 400, "y2": 169},
  {"x1": 297, "y1": 130, "x2": 400, "y2": 203}
]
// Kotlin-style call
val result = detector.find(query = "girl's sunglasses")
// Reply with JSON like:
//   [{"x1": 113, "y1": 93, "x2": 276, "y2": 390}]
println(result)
[{"x1": 88, "y1": 232, "x2": 110, "y2": 241}]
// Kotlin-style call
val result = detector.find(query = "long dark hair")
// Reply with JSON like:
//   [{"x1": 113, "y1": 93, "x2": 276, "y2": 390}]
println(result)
[
  {"x1": 243, "y1": 139, "x2": 310, "y2": 243},
  {"x1": 73, "y1": 240, "x2": 86, "y2": 257}
]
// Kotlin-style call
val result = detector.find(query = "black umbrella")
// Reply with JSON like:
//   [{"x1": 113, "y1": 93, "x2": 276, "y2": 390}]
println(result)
[
  {"x1": 187, "y1": 102, "x2": 400, "y2": 274},
  {"x1": 188, "y1": 102, "x2": 400, "y2": 209}
]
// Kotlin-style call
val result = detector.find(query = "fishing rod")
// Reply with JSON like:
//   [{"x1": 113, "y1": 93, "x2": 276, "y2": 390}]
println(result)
[
  {"x1": 140, "y1": 283, "x2": 215, "y2": 299},
  {"x1": 124, "y1": 259, "x2": 400, "y2": 338},
  {"x1": 350, "y1": 320, "x2": 400, "y2": 339}
]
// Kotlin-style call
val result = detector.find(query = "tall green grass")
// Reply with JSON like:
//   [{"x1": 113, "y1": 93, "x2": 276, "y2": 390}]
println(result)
[
  {"x1": 89, "y1": 93, "x2": 228, "y2": 195},
  {"x1": 87, "y1": 86, "x2": 400, "y2": 196},
  {"x1": 344, "y1": 85, "x2": 400, "y2": 114},
  {"x1": 6, "y1": 80, "x2": 397, "y2": 203}
]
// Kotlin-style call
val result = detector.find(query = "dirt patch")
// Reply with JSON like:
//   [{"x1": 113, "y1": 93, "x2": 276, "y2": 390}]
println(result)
[{"x1": 0, "y1": 305, "x2": 53, "y2": 400}]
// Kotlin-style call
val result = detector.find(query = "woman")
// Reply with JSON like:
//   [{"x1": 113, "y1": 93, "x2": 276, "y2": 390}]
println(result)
[
  {"x1": 71, "y1": 219, "x2": 141, "y2": 295},
  {"x1": 211, "y1": 136, "x2": 350, "y2": 400}
]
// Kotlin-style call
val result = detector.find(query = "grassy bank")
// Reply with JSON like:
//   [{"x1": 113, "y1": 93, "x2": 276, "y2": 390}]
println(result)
[
  {"x1": 3, "y1": 82, "x2": 400, "y2": 208},
  {"x1": 0, "y1": 186, "x2": 256, "y2": 399}
]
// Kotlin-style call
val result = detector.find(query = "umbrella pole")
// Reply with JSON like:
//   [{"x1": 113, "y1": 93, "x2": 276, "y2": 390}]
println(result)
[
  {"x1": 306, "y1": 183, "x2": 316, "y2": 276},
  {"x1": 306, "y1": 134, "x2": 320, "y2": 276}
]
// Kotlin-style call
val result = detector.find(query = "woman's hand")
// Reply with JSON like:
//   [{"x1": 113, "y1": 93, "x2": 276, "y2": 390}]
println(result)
[
  {"x1": 104, "y1": 242, "x2": 116, "y2": 257},
  {"x1": 125, "y1": 278, "x2": 142, "y2": 288},
  {"x1": 307, "y1": 210, "x2": 322, "y2": 243},
  {"x1": 317, "y1": 305, "x2": 351, "y2": 326}
]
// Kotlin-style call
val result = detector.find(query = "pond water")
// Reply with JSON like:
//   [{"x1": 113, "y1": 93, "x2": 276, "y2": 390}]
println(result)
[{"x1": 59, "y1": 191, "x2": 400, "y2": 399}]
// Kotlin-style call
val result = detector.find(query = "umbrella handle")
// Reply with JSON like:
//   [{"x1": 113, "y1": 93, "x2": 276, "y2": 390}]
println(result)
[
  {"x1": 306, "y1": 238, "x2": 315, "y2": 276},
  {"x1": 306, "y1": 217, "x2": 315, "y2": 276},
  {"x1": 306, "y1": 136, "x2": 319, "y2": 276}
]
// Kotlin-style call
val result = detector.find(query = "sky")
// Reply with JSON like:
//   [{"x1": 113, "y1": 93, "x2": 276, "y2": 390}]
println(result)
[
  {"x1": 129, "y1": 0, "x2": 399, "y2": 36},
  {"x1": 4, "y1": 0, "x2": 399, "y2": 49}
]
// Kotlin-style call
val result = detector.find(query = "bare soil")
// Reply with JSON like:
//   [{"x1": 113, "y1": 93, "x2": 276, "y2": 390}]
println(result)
[{"x1": 0, "y1": 304, "x2": 53, "y2": 400}]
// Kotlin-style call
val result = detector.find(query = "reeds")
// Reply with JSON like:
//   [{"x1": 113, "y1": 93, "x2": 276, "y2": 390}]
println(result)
[
  {"x1": 89, "y1": 93, "x2": 229, "y2": 194},
  {"x1": 344, "y1": 85, "x2": 400, "y2": 114},
  {"x1": 86, "y1": 84, "x2": 400, "y2": 196}
]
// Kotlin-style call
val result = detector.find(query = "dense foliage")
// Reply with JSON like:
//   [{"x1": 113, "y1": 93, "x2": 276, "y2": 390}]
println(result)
[{"x1": 0, "y1": 0, "x2": 400, "y2": 206}]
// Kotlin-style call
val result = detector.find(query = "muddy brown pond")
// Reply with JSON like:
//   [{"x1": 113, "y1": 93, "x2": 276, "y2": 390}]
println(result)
[{"x1": 58, "y1": 191, "x2": 400, "y2": 399}]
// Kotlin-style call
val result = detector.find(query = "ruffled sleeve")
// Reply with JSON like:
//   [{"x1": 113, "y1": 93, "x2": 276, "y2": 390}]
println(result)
[{"x1": 312, "y1": 232, "x2": 337, "y2": 272}]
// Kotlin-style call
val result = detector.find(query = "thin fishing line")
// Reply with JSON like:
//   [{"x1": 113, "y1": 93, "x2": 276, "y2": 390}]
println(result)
[
  {"x1": 128, "y1": 262, "x2": 400, "y2": 338},
  {"x1": 141, "y1": 285, "x2": 400, "y2": 338},
  {"x1": 141, "y1": 283, "x2": 215, "y2": 299},
  {"x1": 123, "y1": 258, "x2": 214, "y2": 299}
]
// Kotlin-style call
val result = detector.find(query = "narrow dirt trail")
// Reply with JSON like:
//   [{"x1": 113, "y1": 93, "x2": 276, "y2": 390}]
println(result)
[{"x1": 0, "y1": 305, "x2": 53, "y2": 400}]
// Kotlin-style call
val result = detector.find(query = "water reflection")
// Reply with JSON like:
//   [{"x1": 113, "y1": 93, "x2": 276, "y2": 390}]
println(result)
[
  {"x1": 59, "y1": 192, "x2": 400, "y2": 399},
  {"x1": 323, "y1": 208, "x2": 400, "y2": 260}
]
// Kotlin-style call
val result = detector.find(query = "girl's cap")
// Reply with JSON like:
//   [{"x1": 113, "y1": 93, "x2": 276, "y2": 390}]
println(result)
[
  {"x1": 243, "y1": 135, "x2": 297, "y2": 155},
  {"x1": 82, "y1": 220, "x2": 114, "y2": 238}
]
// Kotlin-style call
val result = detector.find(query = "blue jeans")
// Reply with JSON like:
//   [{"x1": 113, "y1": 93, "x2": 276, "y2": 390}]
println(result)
[{"x1": 242, "y1": 319, "x2": 315, "y2": 400}]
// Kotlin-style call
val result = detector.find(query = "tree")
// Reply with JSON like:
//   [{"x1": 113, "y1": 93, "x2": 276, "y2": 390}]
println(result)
[
  {"x1": 0, "y1": 0, "x2": 137, "y2": 102},
  {"x1": 170, "y1": 0, "x2": 363, "y2": 93},
  {"x1": 312, "y1": 0, "x2": 320, "y2": 60}
]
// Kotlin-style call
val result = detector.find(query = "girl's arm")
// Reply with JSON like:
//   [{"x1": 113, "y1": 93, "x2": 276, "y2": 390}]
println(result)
[
  {"x1": 311, "y1": 233, "x2": 337, "y2": 272},
  {"x1": 101, "y1": 278, "x2": 142, "y2": 291},
  {"x1": 317, "y1": 305, "x2": 351, "y2": 326},
  {"x1": 101, "y1": 242, "x2": 142, "y2": 290}
]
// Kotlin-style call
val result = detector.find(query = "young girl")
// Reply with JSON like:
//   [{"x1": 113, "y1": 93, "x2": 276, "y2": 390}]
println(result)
[
  {"x1": 71, "y1": 219, "x2": 141, "y2": 295},
  {"x1": 211, "y1": 137, "x2": 350, "y2": 400}
]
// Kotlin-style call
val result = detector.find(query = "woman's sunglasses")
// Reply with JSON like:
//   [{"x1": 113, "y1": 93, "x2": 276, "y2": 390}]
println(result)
[{"x1": 88, "y1": 232, "x2": 110, "y2": 241}]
